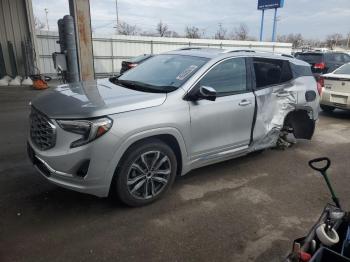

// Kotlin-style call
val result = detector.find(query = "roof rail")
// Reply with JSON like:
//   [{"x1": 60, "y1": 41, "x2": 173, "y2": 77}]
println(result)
[
  {"x1": 281, "y1": 54, "x2": 294, "y2": 58},
  {"x1": 177, "y1": 47, "x2": 203, "y2": 51},
  {"x1": 223, "y1": 49, "x2": 255, "y2": 53},
  {"x1": 225, "y1": 49, "x2": 294, "y2": 58}
]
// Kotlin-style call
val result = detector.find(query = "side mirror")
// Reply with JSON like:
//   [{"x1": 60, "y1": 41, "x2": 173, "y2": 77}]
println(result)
[
  {"x1": 189, "y1": 86, "x2": 217, "y2": 101},
  {"x1": 199, "y1": 86, "x2": 217, "y2": 101}
]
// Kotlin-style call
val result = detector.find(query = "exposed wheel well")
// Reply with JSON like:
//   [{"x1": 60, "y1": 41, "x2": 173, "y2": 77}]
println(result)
[{"x1": 283, "y1": 109, "x2": 315, "y2": 139}]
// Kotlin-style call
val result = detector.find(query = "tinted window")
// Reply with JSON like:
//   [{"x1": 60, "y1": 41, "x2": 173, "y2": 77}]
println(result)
[
  {"x1": 334, "y1": 63, "x2": 350, "y2": 75},
  {"x1": 296, "y1": 53, "x2": 323, "y2": 64},
  {"x1": 329, "y1": 53, "x2": 344, "y2": 62},
  {"x1": 116, "y1": 54, "x2": 209, "y2": 92},
  {"x1": 341, "y1": 54, "x2": 350, "y2": 62},
  {"x1": 290, "y1": 64, "x2": 313, "y2": 77},
  {"x1": 199, "y1": 58, "x2": 247, "y2": 95},
  {"x1": 253, "y1": 58, "x2": 293, "y2": 88}
]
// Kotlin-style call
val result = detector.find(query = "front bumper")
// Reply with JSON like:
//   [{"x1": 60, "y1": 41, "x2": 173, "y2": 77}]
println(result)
[{"x1": 27, "y1": 129, "x2": 117, "y2": 198}]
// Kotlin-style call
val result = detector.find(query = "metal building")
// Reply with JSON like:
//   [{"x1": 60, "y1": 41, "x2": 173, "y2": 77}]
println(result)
[{"x1": 0, "y1": 0, "x2": 37, "y2": 77}]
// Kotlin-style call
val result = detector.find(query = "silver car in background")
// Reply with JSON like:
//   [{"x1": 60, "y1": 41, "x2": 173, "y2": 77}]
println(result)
[{"x1": 28, "y1": 48, "x2": 319, "y2": 206}]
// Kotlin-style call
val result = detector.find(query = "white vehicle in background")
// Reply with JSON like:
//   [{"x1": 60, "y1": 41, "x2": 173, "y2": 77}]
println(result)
[{"x1": 319, "y1": 63, "x2": 350, "y2": 112}]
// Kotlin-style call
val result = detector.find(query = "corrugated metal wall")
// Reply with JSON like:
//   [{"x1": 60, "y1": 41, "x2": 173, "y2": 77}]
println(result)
[
  {"x1": 0, "y1": 0, "x2": 30, "y2": 77},
  {"x1": 36, "y1": 31, "x2": 293, "y2": 77}
]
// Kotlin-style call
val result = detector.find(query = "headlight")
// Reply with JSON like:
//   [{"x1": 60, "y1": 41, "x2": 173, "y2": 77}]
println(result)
[{"x1": 57, "y1": 117, "x2": 113, "y2": 148}]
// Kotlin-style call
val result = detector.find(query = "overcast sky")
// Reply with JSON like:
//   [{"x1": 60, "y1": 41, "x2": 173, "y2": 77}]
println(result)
[{"x1": 32, "y1": 0, "x2": 350, "y2": 40}]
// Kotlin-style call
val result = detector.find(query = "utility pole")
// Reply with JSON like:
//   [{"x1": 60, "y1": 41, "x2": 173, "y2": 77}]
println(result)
[
  {"x1": 44, "y1": 8, "x2": 49, "y2": 31},
  {"x1": 115, "y1": 0, "x2": 119, "y2": 33},
  {"x1": 271, "y1": 8, "x2": 278, "y2": 42}
]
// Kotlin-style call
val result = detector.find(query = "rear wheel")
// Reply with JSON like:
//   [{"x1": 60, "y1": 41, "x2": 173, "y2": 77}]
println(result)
[
  {"x1": 321, "y1": 105, "x2": 335, "y2": 113},
  {"x1": 114, "y1": 139, "x2": 177, "y2": 207}
]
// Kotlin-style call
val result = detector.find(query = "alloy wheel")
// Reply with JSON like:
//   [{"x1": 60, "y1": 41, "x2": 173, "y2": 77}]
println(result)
[{"x1": 127, "y1": 151, "x2": 171, "y2": 200}]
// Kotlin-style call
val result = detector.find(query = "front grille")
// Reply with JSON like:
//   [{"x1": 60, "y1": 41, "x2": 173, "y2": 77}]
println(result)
[{"x1": 30, "y1": 107, "x2": 56, "y2": 150}]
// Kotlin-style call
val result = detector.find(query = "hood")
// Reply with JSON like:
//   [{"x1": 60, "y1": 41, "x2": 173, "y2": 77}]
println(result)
[{"x1": 31, "y1": 78, "x2": 167, "y2": 119}]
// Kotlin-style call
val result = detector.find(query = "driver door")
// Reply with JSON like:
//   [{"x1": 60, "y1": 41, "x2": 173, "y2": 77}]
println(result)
[{"x1": 188, "y1": 57, "x2": 255, "y2": 161}]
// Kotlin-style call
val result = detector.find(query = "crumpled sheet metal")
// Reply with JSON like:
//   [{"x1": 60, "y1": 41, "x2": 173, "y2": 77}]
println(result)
[{"x1": 249, "y1": 90, "x2": 297, "y2": 151}]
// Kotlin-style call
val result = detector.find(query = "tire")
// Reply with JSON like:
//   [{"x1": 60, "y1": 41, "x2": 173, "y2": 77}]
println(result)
[
  {"x1": 113, "y1": 139, "x2": 177, "y2": 207},
  {"x1": 320, "y1": 105, "x2": 335, "y2": 113}
]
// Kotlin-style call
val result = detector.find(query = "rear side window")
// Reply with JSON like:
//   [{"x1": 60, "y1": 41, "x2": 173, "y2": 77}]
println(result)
[
  {"x1": 343, "y1": 54, "x2": 350, "y2": 62},
  {"x1": 329, "y1": 53, "x2": 344, "y2": 62},
  {"x1": 334, "y1": 63, "x2": 350, "y2": 74},
  {"x1": 296, "y1": 53, "x2": 323, "y2": 64},
  {"x1": 290, "y1": 64, "x2": 313, "y2": 77},
  {"x1": 253, "y1": 58, "x2": 293, "y2": 89}
]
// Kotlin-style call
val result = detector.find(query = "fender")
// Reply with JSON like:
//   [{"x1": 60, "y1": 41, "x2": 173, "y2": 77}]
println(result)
[{"x1": 104, "y1": 127, "x2": 190, "y2": 189}]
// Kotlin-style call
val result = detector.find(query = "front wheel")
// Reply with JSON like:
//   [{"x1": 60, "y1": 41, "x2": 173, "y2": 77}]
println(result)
[
  {"x1": 320, "y1": 105, "x2": 335, "y2": 113},
  {"x1": 114, "y1": 139, "x2": 177, "y2": 207}
]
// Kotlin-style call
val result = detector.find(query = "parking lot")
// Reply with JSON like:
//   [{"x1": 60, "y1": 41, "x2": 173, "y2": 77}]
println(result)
[{"x1": 1, "y1": 86, "x2": 350, "y2": 262}]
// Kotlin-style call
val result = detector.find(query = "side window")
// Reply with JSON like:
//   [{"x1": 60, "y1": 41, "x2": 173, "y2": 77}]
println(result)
[
  {"x1": 331, "y1": 53, "x2": 343, "y2": 62},
  {"x1": 342, "y1": 54, "x2": 350, "y2": 62},
  {"x1": 253, "y1": 58, "x2": 293, "y2": 89},
  {"x1": 199, "y1": 58, "x2": 247, "y2": 95}
]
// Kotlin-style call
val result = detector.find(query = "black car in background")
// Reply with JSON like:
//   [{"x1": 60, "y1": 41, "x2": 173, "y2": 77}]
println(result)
[
  {"x1": 120, "y1": 54, "x2": 153, "y2": 74},
  {"x1": 296, "y1": 52, "x2": 350, "y2": 76}
]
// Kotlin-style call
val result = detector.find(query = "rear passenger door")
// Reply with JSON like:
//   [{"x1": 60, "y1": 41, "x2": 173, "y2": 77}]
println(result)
[
  {"x1": 250, "y1": 57, "x2": 295, "y2": 146},
  {"x1": 188, "y1": 57, "x2": 255, "y2": 158}
]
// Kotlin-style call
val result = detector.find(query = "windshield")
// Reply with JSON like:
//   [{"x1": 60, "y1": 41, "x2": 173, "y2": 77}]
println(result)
[
  {"x1": 111, "y1": 54, "x2": 209, "y2": 93},
  {"x1": 334, "y1": 63, "x2": 350, "y2": 75},
  {"x1": 296, "y1": 53, "x2": 323, "y2": 64}
]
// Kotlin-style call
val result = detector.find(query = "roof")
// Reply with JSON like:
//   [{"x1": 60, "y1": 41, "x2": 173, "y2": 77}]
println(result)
[{"x1": 167, "y1": 48, "x2": 224, "y2": 58}]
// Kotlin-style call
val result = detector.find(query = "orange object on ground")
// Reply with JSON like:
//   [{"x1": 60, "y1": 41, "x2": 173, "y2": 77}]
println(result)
[{"x1": 33, "y1": 79, "x2": 48, "y2": 90}]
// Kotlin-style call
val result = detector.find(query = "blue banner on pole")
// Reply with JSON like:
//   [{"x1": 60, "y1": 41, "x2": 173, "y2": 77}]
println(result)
[{"x1": 257, "y1": 0, "x2": 284, "y2": 10}]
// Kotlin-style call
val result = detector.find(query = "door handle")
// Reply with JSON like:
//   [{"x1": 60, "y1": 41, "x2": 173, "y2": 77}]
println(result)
[{"x1": 238, "y1": 99, "x2": 251, "y2": 106}]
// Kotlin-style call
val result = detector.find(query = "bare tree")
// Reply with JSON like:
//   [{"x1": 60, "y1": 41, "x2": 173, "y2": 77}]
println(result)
[
  {"x1": 156, "y1": 20, "x2": 169, "y2": 37},
  {"x1": 232, "y1": 23, "x2": 249, "y2": 40},
  {"x1": 167, "y1": 30, "x2": 180, "y2": 38},
  {"x1": 140, "y1": 30, "x2": 157, "y2": 37},
  {"x1": 277, "y1": 33, "x2": 303, "y2": 48},
  {"x1": 185, "y1": 26, "x2": 201, "y2": 39},
  {"x1": 277, "y1": 34, "x2": 288, "y2": 43},
  {"x1": 214, "y1": 23, "x2": 227, "y2": 40},
  {"x1": 117, "y1": 21, "x2": 139, "y2": 35},
  {"x1": 326, "y1": 33, "x2": 343, "y2": 48},
  {"x1": 34, "y1": 16, "x2": 46, "y2": 30}
]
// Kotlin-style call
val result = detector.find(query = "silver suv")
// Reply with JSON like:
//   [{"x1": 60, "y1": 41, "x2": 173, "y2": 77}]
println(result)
[{"x1": 28, "y1": 48, "x2": 319, "y2": 206}]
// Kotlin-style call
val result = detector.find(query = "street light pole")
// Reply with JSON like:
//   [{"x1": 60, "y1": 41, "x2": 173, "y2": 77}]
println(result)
[
  {"x1": 259, "y1": 9, "x2": 265, "y2": 42},
  {"x1": 44, "y1": 8, "x2": 49, "y2": 31}
]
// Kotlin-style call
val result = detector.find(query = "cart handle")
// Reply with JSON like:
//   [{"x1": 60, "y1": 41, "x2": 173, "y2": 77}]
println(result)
[{"x1": 308, "y1": 157, "x2": 331, "y2": 173}]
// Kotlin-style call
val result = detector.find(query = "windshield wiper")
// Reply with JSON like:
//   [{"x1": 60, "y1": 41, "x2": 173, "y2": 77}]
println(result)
[{"x1": 111, "y1": 78, "x2": 177, "y2": 93}]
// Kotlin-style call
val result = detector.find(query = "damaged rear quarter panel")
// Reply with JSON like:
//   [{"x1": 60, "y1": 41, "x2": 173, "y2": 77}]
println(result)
[{"x1": 250, "y1": 76, "x2": 319, "y2": 150}]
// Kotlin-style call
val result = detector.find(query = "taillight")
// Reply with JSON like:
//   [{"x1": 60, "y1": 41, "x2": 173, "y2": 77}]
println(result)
[
  {"x1": 316, "y1": 76, "x2": 324, "y2": 95},
  {"x1": 128, "y1": 63, "x2": 138, "y2": 68},
  {"x1": 314, "y1": 62, "x2": 326, "y2": 70}
]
